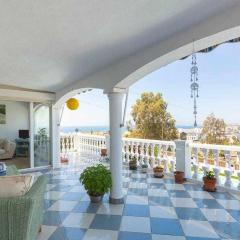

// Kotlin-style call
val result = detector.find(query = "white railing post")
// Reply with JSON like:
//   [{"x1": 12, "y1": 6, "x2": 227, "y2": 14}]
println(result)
[{"x1": 175, "y1": 140, "x2": 191, "y2": 179}]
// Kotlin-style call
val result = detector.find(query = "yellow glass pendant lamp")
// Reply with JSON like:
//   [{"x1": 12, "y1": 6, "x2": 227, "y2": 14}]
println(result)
[{"x1": 66, "y1": 98, "x2": 79, "y2": 110}]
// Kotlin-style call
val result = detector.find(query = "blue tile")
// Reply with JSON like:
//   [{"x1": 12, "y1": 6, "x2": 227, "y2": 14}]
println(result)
[
  {"x1": 184, "y1": 184, "x2": 203, "y2": 191},
  {"x1": 43, "y1": 211, "x2": 69, "y2": 226},
  {"x1": 186, "y1": 237, "x2": 220, "y2": 240},
  {"x1": 131, "y1": 178, "x2": 146, "y2": 183},
  {"x1": 175, "y1": 207, "x2": 207, "y2": 220},
  {"x1": 168, "y1": 190, "x2": 191, "y2": 198},
  {"x1": 44, "y1": 200, "x2": 56, "y2": 209},
  {"x1": 123, "y1": 204, "x2": 150, "y2": 217},
  {"x1": 209, "y1": 192, "x2": 237, "y2": 200},
  {"x1": 128, "y1": 188, "x2": 148, "y2": 196},
  {"x1": 148, "y1": 196, "x2": 173, "y2": 206},
  {"x1": 118, "y1": 231, "x2": 151, "y2": 240},
  {"x1": 62, "y1": 192, "x2": 84, "y2": 201},
  {"x1": 151, "y1": 218, "x2": 184, "y2": 235},
  {"x1": 90, "y1": 214, "x2": 122, "y2": 230},
  {"x1": 163, "y1": 178, "x2": 175, "y2": 184},
  {"x1": 49, "y1": 227, "x2": 86, "y2": 240},
  {"x1": 193, "y1": 199, "x2": 223, "y2": 209},
  {"x1": 48, "y1": 179, "x2": 63, "y2": 184},
  {"x1": 210, "y1": 222, "x2": 240, "y2": 239},
  {"x1": 72, "y1": 201, "x2": 100, "y2": 213},
  {"x1": 51, "y1": 185, "x2": 73, "y2": 192},
  {"x1": 227, "y1": 209, "x2": 240, "y2": 221}
]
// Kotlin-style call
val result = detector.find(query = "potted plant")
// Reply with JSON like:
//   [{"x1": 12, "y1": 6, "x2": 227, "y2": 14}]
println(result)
[
  {"x1": 101, "y1": 148, "x2": 107, "y2": 157},
  {"x1": 203, "y1": 170, "x2": 216, "y2": 192},
  {"x1": 174, "y1": 171, "x2": 185, "y2": 184},
  {"x1": 129, "y1": 158, "x2": 137, "y2": 170},
  {"x1": 153, "y1": 165, "x2": 164, "y2": 178},
  {"x1": 141, "y1": 164, "x2": 148, "y2": 173},
  {"x1": 80, "y1": 164, "x2": 112, "y2": 203}
]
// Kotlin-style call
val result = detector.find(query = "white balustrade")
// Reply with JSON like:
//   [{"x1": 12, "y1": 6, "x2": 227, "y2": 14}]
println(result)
[
  {"x1": 189, "y1": 142, "x2": 240, "y2": 189},
  {"x1": 60, "y1": 132, "x2": 240, "y2": 191}
]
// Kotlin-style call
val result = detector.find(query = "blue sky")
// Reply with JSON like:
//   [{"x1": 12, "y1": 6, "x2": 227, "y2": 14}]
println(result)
[{"x1": 61, "y1": 42, "x2": 240, "y2": 127}]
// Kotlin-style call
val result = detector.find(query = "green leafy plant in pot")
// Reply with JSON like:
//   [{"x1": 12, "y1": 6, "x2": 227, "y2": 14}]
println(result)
[
  {"x1": 80, "y1": 164, "x2": 112, "y2": 203},
  {"x1": 203, "y1": 170, "x2": 216, "y2": 192}
]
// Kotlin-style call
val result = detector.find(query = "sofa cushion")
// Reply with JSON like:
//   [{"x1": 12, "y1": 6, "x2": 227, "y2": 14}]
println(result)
[
  {"x1": 0, "y1": 174, "x2": 35, "y2": 198},
  {"x1": 3, "y1": 140, "x2": 10, "y2": 152},
  {"x1": 0, "y1": 149, "x2": 5, "y2": 155}
]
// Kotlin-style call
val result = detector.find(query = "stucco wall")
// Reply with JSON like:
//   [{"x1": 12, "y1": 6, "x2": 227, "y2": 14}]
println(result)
[{"x1": 0, "y1": 101, "x2": 29, "y2": 141}]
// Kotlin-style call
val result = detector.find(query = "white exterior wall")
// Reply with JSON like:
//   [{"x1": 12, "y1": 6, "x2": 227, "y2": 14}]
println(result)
[{"x1": 0, "y1": 100, "x2": 29, "y2": 141}]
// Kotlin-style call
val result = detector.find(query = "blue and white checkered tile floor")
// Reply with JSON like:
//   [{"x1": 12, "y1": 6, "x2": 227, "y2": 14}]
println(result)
[{"x1": 37, "y1": 155, "x2": 240, "y2": 240}]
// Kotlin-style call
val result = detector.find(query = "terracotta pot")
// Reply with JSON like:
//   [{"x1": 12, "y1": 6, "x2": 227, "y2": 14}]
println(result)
[
  {"x1": 174, "y1": 171, "x2": 185, "y2": 184},
  {"x1": 153, "y1": 167, "x2": 164, "y2": 178},
  {"x1": 89, "y1": 194, "x2": 104, "y2": 203},
  {"x1": 101, "y1": 148, "x2": 107, "y2": 157},
  {"x1": 203, "y1": 177, "x2": 217, "y2": 192}
]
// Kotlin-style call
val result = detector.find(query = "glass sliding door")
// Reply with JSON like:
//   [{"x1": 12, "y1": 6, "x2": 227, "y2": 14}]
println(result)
[{"x1": 34, "y1": 104, "x2": 51, "y2": 167}]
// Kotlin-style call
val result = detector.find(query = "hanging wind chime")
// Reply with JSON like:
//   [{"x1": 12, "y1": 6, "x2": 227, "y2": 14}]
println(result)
[{"x1": 190, "y1": 52, "x2": 199, "y2": 128}]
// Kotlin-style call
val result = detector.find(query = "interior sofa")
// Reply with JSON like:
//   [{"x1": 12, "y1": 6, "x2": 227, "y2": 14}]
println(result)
[
  {"x1": 0, "y1": 165, "x2": 47, "y2": 240},
  {"x1": 0, "y1": 139, "x2": 16, "y2": 160}
]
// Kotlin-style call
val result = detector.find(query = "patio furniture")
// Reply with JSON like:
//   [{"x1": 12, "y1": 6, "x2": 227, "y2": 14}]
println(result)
[
  {"x1": 15, "y1": 138, "x2": 30, "y2": 157},
  {"x1": 0, "y1": 165, "x2": 47, "y2": 240},
  {"x1": 0, "y1": 139, "x2": 16, "y2": 160}
]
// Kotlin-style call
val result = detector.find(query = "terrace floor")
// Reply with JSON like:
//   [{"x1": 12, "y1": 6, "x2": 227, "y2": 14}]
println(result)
[{"x1": 38, "y1": 152, "x2": 240, "y2": 240}]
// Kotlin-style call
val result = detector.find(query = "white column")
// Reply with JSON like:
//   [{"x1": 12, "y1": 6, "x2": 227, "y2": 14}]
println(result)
[
  {"x1": 51, "y1": 106, "x2": 61, "y2": 169},
  {"x1": 29, "y1": 102, "x2": 34, "y2": 168},
  {"x1": 108, "y1": 92, "x2": 124, "y2": 204},
  {"x1": 175, "y1": 140, "x2": 192, "y2": 179}
]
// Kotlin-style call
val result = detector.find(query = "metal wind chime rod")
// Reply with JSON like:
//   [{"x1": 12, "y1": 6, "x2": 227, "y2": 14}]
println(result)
[{"x1": 190, "y1": 53, "x2": 199, "y2": 128}]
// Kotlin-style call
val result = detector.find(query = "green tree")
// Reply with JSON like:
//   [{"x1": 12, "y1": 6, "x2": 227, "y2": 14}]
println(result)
[
  {"x1": 201, "y1": 113, "x2": 228, "y2": 144},
  {"x1": 128, "y1": 92, "x2": 178, "y2": 140}
]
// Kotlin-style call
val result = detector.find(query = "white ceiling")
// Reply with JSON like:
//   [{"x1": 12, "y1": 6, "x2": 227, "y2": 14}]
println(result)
[{"x1": 0, "y1": 0, "x2": 239, "y2": 93}]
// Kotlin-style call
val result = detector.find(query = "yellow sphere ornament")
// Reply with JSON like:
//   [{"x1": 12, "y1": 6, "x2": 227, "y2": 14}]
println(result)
[{"x1": 66, "y1": 98, "x2": 79, "y2": 110}]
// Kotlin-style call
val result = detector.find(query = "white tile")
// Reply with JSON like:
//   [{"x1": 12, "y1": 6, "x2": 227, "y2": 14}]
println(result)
[
  {"x1": 45, "y1": 184, "x2": 56, "y2": 191},
  {"x1": 171, "y1": 197, "x2": 197, "y2": 208},
  {"x1": 231, "y1": 193, "x2": 240, "y2": 201},
  {"x1": 83, "y1": 229, "x2": 118, "y2": 240},
  {"x1": 126, "y1": 195, "x2": 148, "y2": 205},
  {"x1": 216, "y1": 199, "x2": 240, "y2": 210},
  {"x1": 60, "y1": 180, "x2": 78, "y2": 186},
  {"x1": 148, "y1": 189, "x2": 169, "y2": 197},
  {"x1": 131, "y1": 173, "x2": 147, "y2": 178},
  {"x1": 97, "y1": 203, "x2": 124, "y2": 215},
  {"x1": 120, "y1": 216, "x2": 151, "y2": 233},
  {"x1": 69, "y1": 185, "x2": 85, "y2": 192},
  {"x1": 122, "y1": 177, "x2": 130, "y2": 183},
  {"x1": 200, "y1": 208, "x2": 236, "y2": 222},
  {"x1": 147, "y1": 178, "x2": 164, "y2": 184},
  {"x1": 128, "y1": 182, "x2": 147, "y2": 189},
  {"x1": 52, "y1": 175, "x2": 68, "y2": 180},
  {"x1": 62, "y1": 212, "x2": 94, "y2": 228},
  {"x1": 165, "y1": 184, "x2": 185, "y2": 191},
  {"x1": 44, "y1": 191, "x2": 66, "y2": 200},
  {"x1": 37, "y1": 225, "x2": 57, "y2": 240},
  {"x1": 152, "y1": 235, "x2": 186, "y2": 240},
  {"x1": 180, "y1": 220, "x2": 219, "y2": 238},
  {"x1": 48, "y1": 200, "x2": 78, "y2": 211},
  {"x1": 188, "y1": 191, "x2": 214, "y2": 199},
  {"x1": 150, "y1": 206, "x2": 177, "y2": 219}
]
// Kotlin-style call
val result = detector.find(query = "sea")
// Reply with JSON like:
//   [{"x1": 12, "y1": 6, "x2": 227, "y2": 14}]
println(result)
[{"x1": 60, "y1": 125, "x2": 194, "y2": 133}]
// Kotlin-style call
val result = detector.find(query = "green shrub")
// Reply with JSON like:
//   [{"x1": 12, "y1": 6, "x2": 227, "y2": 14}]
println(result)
[
  {"x1": 205, "y1": 170, "x2": 215, "y2": 179},
  {"x1": 80, "y1": 164, "x2": 112, "y2": 196}
]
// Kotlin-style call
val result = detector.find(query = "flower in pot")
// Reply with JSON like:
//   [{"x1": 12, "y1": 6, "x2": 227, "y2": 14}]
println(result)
[
  {"x1": 174, "y1": 171, "x2": 185, "y2": 184},
  {"x1": 153, "y1": 165, "x2": 164, "y2": 178},
  {"x1": 129, "y1": 158, "x2": 137, "y2": 170},
  {"x1": 141, "y1": 164, "x2": 148, "y2": 173},
  {"x1": 203, "y1": 170, "x2": 216, "y2": 192},
  {"x1": 80, "y1": 164, "x2": 112, "y2": 203}
]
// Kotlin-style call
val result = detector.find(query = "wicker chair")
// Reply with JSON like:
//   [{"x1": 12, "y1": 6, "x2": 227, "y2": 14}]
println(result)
[{"x1": 0, "y1": 166, "x2": 47, "y2": 240}]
